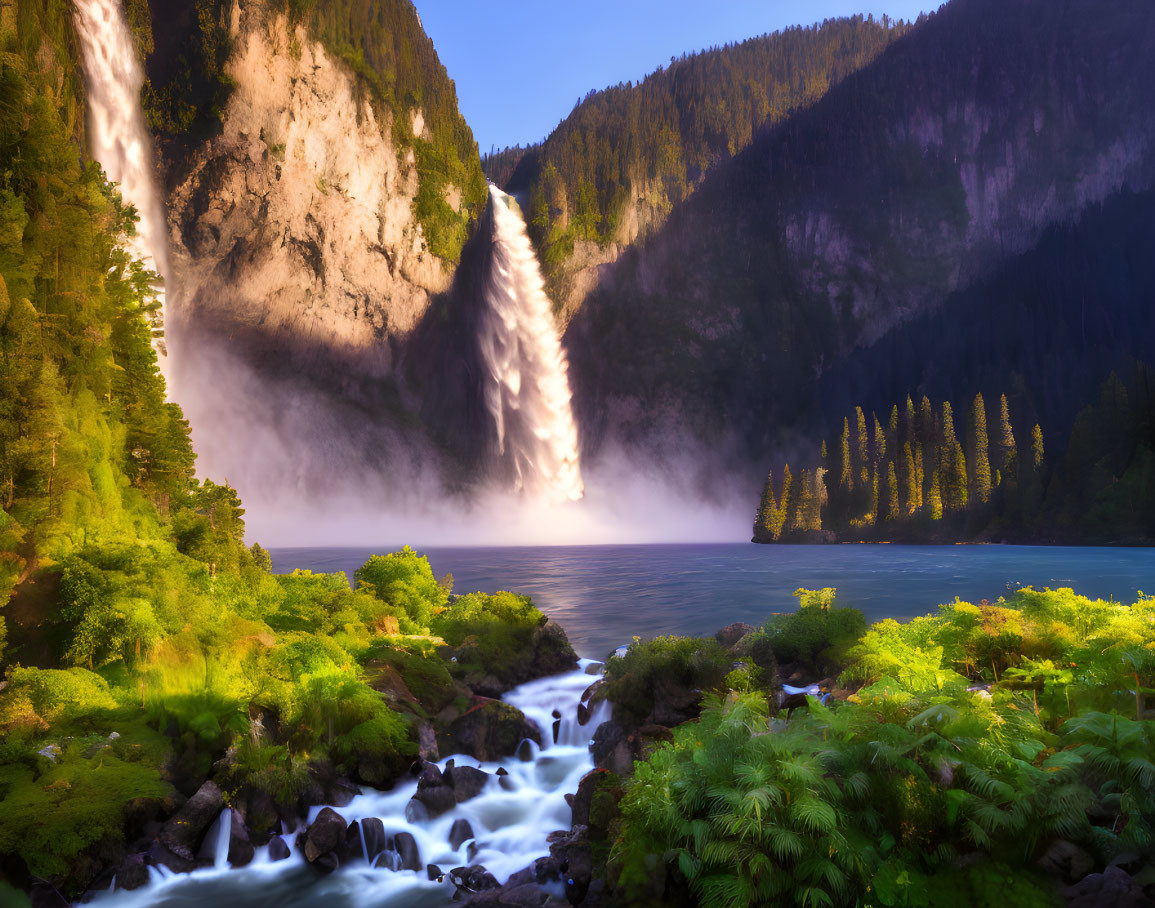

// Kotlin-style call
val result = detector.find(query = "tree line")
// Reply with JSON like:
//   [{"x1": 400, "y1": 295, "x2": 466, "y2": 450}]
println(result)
[{"x1": 754, "y1": 368, "x2": 1155, "y2": 543}]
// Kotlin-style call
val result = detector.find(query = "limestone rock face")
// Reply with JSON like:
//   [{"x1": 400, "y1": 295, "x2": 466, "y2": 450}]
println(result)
[{"x1": 166, "y1": 0, "x2": 449, "y2": 373}]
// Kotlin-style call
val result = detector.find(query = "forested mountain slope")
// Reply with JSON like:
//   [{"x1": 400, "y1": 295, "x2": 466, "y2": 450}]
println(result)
[
  {"x1": 500, "y1": 15, "x2": 914, "y2": 323},
  {"x1": 564, "y1": 0, "x2": 1155, "y2": 483}
]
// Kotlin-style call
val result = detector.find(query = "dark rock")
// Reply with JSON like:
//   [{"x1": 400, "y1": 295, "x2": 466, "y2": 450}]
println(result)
[
  {"x1": 584, "y1": 662, "x2": 603, "y2": 675},
  {"x1": 447, "y1": 764, "x2": 491, "y2": 802},
  {"x1": 267, "y1": 835, "x2": 291, "y2": 862},
  {"x1": 235, "y1": 788, "x2": 280, "y2": 845},
  {"x1": 312, "y1": 851, "x2": 340, "y2": 875},
  {"x1": 428, "y1": 863, "x2": 445, "y2": 881},
  {"x1": 1063, "y1": 866, "x2": 1152, "y2": 908},
  {"x1": 464, "y1": 883, "x2": 568, "y2": 907},
  {"x1": 1037, "y1": 838, "x2": 1094, "y2": 884},
  {"x1": 417, "y1": 721, "x2": 439, "y2": 762},
  {"x1": 517, "y1": 739, "x2": 537, "y2": 762},
  {"x1": 147, "y1": 840, "x2": 195, "y2": 874},
  {"x1": 325, "y1": 778, "x2": 360, "y2": 808},
  {"x1": 28, "y1": 881, "x2": 69, "y2": 908},
  {"x1": 115, "y1": 854, "x2": 150, "y2": 891},
  {"x1": 715, "y1": 622, "x2": 756, "y2": 649},
  {"x1": 441, "y1": 699, "x2": 543, "y2": 762},
  {"x1": 590, "y1": 719, "x2": 637, "y2": 776},
  {"x1": 411, "y1": 785, "x2": 456, "y2": 819},
  {"x1": 649, "y1": 674, "x2": 702, "y2": 727},
  {"x1": 567, "y1": 769, "x2": 607, "y2": 827},
  {"x1": 449, "y1": 818, "x2": 475, "y2": 850},
  {"x1": 395, "y1": 831, "x2": 421, "y2": 871},
  {"x1": 340, "y1": 819, "x2": 364, "y2": 862},
  {"x1": 303, "y1": 807, "x2": 346, "y2": 863},
  {"x1": 228, "y1": 810, "x2": 255, "y2": 867},
  {"x1": 452, "y1": 864, "x2": 501, "y2": 893},
  {"x1": 159, "y1": 780, "x2": 225, "y2": 862},
  {"x1": 360, "y1": 818, "x2": 387, "y2": 863}
]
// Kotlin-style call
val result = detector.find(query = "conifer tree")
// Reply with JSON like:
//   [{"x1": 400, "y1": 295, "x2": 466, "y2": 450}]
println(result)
[
  {"x1": 1032, "y1": 424, "x2": 1045, "y2": 470},
  {"x1": 940, "y1": 402, "x2": 968, "y2": 512},
  {"x1": 753, "y1": 470, "x2": 776, "y2": 542},
  {"x1": 886, "y1": 461, "x2": 900, "y2": 521},
  {"x1": 967, "y1": 393, "x2": 991, "y2": 505},
  {"x1": 929, "y1": 467, "x2": 943, "y2": 520},
  {"x1": 771, "y1": 464, "x2": 793, "y2": 541},
  {"x1": 994, "y1": 393, "x2": 1017, "y2": 482},
  {"x1": 839, "y1": 418, "x2": 851, "y2": 491},
  {"x1": 902, "y1": 441, "x2": 918, "y2": 515},
  {"x1": 919, "y1": 395, "x2": 936, "y2": 504},
  {"x1": 855, "y1": 407, "x2": 869, "y2": 490},
  {"x1": 872, "y1": 414, "x2": 886, "y2": 521}
]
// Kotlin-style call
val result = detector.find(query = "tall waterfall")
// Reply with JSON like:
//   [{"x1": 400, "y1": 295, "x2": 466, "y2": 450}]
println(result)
[
  {"x1": 478, "y1": 186, "x2": 584, "y2": 503},
  {"x1": 72, "y1": 0, "x2": 171, "y2": 368}
]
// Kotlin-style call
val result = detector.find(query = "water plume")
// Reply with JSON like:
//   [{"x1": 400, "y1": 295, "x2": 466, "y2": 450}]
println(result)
[
  {"x1": 73, "y1": 0, "x2": 171, "y2": 371},
  {"x1": 478, "y1": 185, "x2": 583, "y2": 503}
]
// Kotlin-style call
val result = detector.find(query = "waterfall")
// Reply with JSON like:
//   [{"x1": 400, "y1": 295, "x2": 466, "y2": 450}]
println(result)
[
  {"x1": 72, "y1": 0, "x2": 171, "y2": 370},
  {"x1": 478, "y1": 185, "x2": 584, "y2": 503}
]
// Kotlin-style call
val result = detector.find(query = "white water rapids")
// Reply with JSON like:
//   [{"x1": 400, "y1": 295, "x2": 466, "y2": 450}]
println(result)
[
  {"x1": 90, "y1": 664, "x2": 610, "y2": 907},
  {"x1": 72, "y1": 0, "x2": 171, "y2": 370},
  {"x1": 479, "y1": 186, "x2": 584, "y2": 503}
]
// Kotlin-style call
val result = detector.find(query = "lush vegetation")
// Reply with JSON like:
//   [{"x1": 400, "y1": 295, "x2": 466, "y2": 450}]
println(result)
[
  {"x1": 0, "y1": 7, "x2": 540, "y2": 896},
  {"x1": 608, "y1": 587, "x2": 1155, "y2": 906},
  {"x1": 753, "y1": 368, "x2": 1155, "y2": 543},
  {"x1": 514, "y1": 15, "x2": 912, "y2": 299}
]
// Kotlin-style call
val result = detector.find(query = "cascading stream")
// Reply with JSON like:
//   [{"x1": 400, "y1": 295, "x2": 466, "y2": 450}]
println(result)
[
  {"x1": 72, "y1": 0, "x2": 171, "y2": 371},
  {"x1": 89, "y1": 663, "x2": 611, "y2": 907},
  {"x1": 478, "y1": 185, "x2": 584, "y2": 503}
]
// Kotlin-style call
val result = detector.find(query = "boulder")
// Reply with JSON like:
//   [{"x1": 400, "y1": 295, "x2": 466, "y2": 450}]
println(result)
[
  {"x1": 267, "y1": 835, "x2": 291, "y2": 862},
  {"x1": 447, "y1": 764, "x2": 491, "y2": 802},
  {"x1": 441, "y1": 699, "x2": 543, "y2": 762},
  {"x1": 1036, "y1": 838, "x2": 1095, "y2": 884},
  {"x1": 360, "y1": 818, "x2": 387, "y2": 863},
  {"x1": 715, "y1": 623, "x2": 756, "y2": 649},
  {"x1": 449, "y1": 818, "x2": 475, "y2": 850},
  {"x1": 303, "y1": 807, "x2": 346, "y2": 863},
  {"x1": 1063, "y1": 866, "x2": 1151, "y2": 908},
  {"x1": 451, "y1": 864, "x2": 501, "y2": 894},
  {"x1": 395, "y1": 831, "x2": 422, "y2": 871},
  {"x1": 114, "y1": 854, "x2": 150, "y2": 891},
  {"x1": 159, "y1": 780, "x2": 225, "y2": 862},
  {"x1": 567, "y1": 769, "x2": 607, "y2": 827}
]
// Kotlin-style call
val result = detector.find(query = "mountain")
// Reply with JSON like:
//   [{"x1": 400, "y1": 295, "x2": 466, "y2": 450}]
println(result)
[
  {"x1": 499, "y1": 15, "x2": 915, "y2": 324},
  {"x1": 562, "y1": 0, "x2": 1155, "y2": 488}
]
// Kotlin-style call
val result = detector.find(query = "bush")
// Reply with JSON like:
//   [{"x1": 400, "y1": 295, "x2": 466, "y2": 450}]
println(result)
[
  {"x1": 750, "y1": 588, "x2": 865, "y2": 676},
  {"x1": 354, "y1": 547, "x2": 446, "y2": 627},
  {"x1": 603, "y1": 635, "x2": 731, "y2": 725}
]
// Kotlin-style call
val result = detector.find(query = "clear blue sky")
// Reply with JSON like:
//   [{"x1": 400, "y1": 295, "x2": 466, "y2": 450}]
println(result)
[{"x1": 412, "y1": 0, "x2": 937, "y2": 153}]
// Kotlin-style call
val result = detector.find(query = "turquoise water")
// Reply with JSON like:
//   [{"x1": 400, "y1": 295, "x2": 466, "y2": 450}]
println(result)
[{"x1": 270, "y1": 544, "x2": 1154, "y2": 660}]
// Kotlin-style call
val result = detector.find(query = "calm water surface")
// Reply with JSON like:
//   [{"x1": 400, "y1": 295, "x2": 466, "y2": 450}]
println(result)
[{"x1": 269, "y1": 544, "x2": 1154, "y2": 660}]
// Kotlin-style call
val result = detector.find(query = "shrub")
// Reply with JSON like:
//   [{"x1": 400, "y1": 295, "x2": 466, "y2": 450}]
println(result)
[
  {"x1": 750, "y1": 588, "x2": 865, "y2": 676},
  {"x1": 354, "y1": 547, "x2": 446, "y2": 627}
]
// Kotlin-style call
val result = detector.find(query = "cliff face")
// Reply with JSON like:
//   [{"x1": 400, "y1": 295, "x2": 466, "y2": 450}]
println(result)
[
  {"x1": 166, "y1": 0, "x2": 449, "y2": 379},
  {"x1": 564, "y1": 0, "x2": 1155, "y2": 473}
]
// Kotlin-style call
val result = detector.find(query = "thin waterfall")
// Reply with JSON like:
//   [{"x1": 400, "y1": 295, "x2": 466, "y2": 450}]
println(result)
[
  {"x1": 72, "y1": 0, "x2": 171, "y2": 370},
  {"x1": 478, "y1": 185, "x2": 584, "y2": 503}
]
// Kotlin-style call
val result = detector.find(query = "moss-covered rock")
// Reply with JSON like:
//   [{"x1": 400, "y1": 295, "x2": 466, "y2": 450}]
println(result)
[{"x1": 438, "y1": 699, "x2": 541, "y2": 762}]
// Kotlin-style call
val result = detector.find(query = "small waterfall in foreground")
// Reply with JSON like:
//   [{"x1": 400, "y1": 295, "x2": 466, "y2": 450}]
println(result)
[
  {"x1": 478, "y1": 185, "x2": 584, "y2": 503},
  {"x1": 72, "y1": 0, "x2": 171, "y2": 370}
]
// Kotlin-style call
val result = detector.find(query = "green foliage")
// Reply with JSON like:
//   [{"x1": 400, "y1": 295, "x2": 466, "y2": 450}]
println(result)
[
  {"x1": 603, "y1": 635, "x2": 731, "y2": 724},
  {"x1": 748, "y1": 588, "x2": 865, "y2": 675},
  {"x1": 355, "y1": 546, "x2": 446, "y2": 627}
]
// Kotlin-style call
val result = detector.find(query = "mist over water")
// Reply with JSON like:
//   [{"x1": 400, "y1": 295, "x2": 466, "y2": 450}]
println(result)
[
  {"x1": 73, "y1": 0, "x2": 171, "y2": 370},
  {"x1": 478, "y1": 186, "x2": 584, "y2": 504}
]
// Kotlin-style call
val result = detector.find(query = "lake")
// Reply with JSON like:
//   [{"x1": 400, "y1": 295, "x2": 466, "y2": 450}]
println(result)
[{"x1": 268, "y1": 544, "x2": 1154, "y2": 660}]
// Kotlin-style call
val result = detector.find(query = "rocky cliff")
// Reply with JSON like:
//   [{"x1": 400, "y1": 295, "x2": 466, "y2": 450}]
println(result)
[{"x1": 165, "y1": 0, "x2": 453, "y2": 381}]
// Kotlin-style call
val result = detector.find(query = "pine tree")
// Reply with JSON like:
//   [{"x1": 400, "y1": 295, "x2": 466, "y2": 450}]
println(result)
[
  {"x1": 967, "y1": 393, "x2": 991, "y2": 505},
  {"x1": 1032, "y1": 424, "x2": 1045, "y2": 470},
  {"x1": 902, "y1": 441, "x2": 918, "y2": 515},
  {"x1": 855, "y1": 407, "x2": 869, "y2": 489},
  {"x1": 940, "y1": 402, "x2": 968, "y2": 512},
  {"x1": 886, "y1": 461, "x2": 900, "y2": 521},
  {"x1": 919, "y1": 396, "x2": 935, "y2": 505},
  {"x1": 994, "y1": 393, "x2": 1017, "y2": 483},
  {"x1": 839, "y1": 418, "x2": 851, "y2": 492},
  {"x1": 771, "y1": 464, "x2": 793, "y2": 541},
  {"x1": 872, "y1": 414, "x2": 886, "y2": 521},
  {"x1": 753, "y1": 470, "x2": 776, "y2": 542},
  {"x1": 929, "y1": 467, "x2": 943, "y2": 520}
]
